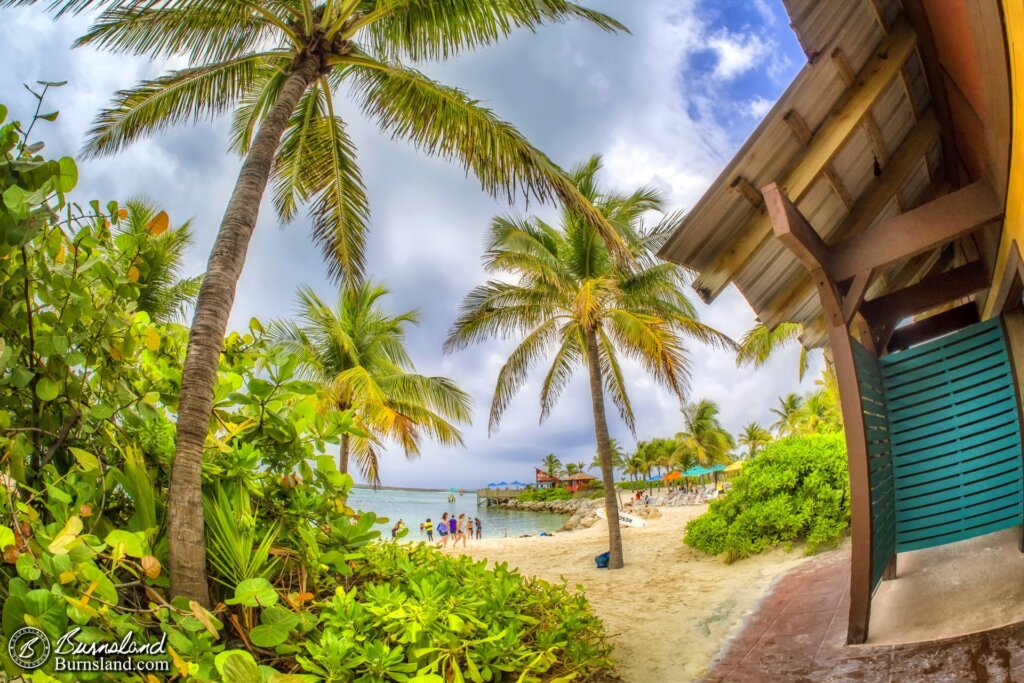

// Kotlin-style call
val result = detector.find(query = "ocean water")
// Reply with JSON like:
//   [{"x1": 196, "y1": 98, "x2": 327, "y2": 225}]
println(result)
[{"x1": 347, "y1": 487, "x2": 566, "y2": 539}]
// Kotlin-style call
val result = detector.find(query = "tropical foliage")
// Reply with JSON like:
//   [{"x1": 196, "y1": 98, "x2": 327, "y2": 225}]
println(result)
[
  {"x1": 675, "y1": 399, "x2": 734, "y2": 469},
  {"x1": 737, "y1": 422, "x2": 772, "y2": 459},
  {"x1": 684, "y1": 434, "x2": 850, "y2": 562},
  {"x1": 0, "y1": 108, "x2": 616, "y2": 681},
  {"x1": 270, "y1": 282, "x2": 472, "y2": 482},
  {"x1": 447, "y1": 155, "x2": 732, "y2": 568},
  {"x1": 540, "y1": 453, "x2": 562, "y2": 478},
  {"x1": 6, "y1": 0, "x2": 629, "y2": 602},
  {"x1": 736, "y1": 321, "x2": 809, "y2": 379}
]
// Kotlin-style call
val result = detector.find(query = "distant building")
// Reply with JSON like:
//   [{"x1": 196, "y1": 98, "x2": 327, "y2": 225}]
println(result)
[
  {"x1": 561, "y1": 472, "x2": 597, "y2": 493},
  {"x1": 534, "y1": 468, "x2": 560, "y2": 489}
]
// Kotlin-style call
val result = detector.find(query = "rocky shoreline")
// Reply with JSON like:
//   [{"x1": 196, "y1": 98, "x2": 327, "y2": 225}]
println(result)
[{"x1": 494, "y1": 497, "x2": 662, "y2": 531}]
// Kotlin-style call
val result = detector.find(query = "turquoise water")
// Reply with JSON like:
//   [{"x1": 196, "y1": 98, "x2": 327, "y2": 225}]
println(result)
[{"x1": 347, "y1": 488, "x2": 566, "y2": 539}]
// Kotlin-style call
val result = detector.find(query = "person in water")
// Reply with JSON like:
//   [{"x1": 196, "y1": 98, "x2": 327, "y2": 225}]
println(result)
[
  {"x1": 474, "y1": 517, "x2": 482, "y2": 540},
  {"x1": 424, "y1": 518, "x2": 434, "y2": 542}
]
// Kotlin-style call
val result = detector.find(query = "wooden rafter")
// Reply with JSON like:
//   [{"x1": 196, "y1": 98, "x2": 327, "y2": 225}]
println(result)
[
  {"x1": 692, "y1": 21, "x2": 918, "y2": 303},
  {"x1": 860, "y1": 260, "x2": 989, "y2": 329},
  {"x1": 887, "y1": 303, "x2": 980, "y2": 353},
  {"x1": 760, "y1": 111, "x2": 941, "y2": 328},
  {"x1": 729, "y1": 176, "x2": 765, "y2": 211},
  {"x1": 828, "y1": 179, "x2": 1002, "y2": 281}
]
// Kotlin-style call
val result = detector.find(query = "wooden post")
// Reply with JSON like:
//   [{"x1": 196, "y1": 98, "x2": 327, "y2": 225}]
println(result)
[
  {"x1": 764, "y1": 186, "x2": 877, "y2": 643},
  {"x1": 1001, "y1": 307, "x2": 1024, "y2": 553}
]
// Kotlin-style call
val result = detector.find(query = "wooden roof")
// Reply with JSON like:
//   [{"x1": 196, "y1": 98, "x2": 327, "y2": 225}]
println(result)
[
  {"x1": 658, "y1": 0, "x2": 1009, "y2": 349},
  {"x1": 562, "y1": 472, "x2": 597, "y2": 481}
]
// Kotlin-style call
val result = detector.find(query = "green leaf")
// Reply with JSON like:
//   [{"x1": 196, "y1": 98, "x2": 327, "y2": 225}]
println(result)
[
  {"x1": 16, "y1": 553, "x2": 40, "y2": 581},
  {"x1": 225, "y1": 578, "x2": 278, "y2": 608},
  {"x1": 54, "y1": 157, "x2": 78, "y2": 193},
  {"x1": 249, "y1": 606, "x2": 299, "y2": 647},
  {"x1": 105, "y1": 529, "x2": 146, "y2": 558},
  {"x1": 216, "y1": 651, "x2": 260, "y2": 683},
  {"x1": 0, "y1": 104, "x2": 7, "y2": 122},
  {"x1": 47, "y1": 516, "x2": 83, "y2": 555},
  {"x1": 35, "y1": 377, "x2": 59, "y2": 402},
  {"x1": 0, "y1": 526, "x2": 14, "y2": 549},
  {"x1": 39, "y1": 111, "x2": 59, "y2": 122},
  {"x1": 68, "y1": 447, "x2": 99, "y2": 471}
]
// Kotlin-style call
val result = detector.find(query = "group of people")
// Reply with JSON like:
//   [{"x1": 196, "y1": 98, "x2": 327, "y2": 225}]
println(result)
[{"x1": 420, "y1": 512, "x2": 482, "y2": 548}]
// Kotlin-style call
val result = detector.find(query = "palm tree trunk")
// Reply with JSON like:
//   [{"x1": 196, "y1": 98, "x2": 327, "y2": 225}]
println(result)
[
  {"x1": 167, "y1": 54, "x2": 322, "y2": 606},
  {"x1": 584, "y1": 327, "x2": 624, "y2": 569},
  {"x1": 339, "y1": 432, "x2": 350, "y2": 474}
]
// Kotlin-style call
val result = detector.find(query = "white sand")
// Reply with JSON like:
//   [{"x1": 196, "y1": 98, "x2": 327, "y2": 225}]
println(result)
[{"x1": 447, "y1": 506, "x2": 814, "y2": 682}]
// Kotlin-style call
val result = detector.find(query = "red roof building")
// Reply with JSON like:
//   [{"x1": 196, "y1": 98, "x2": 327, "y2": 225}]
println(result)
[
  {"x1": 534, "y1": 468, "x2": 560, "y2": 489},
  {"x1": 561, "y1": 472, "x2": 597, "y2": 493}
]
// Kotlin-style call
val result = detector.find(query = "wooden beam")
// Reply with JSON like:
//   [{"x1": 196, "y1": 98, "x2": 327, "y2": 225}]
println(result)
[
  {"x1": 783, "y1": 109, "x2": 812, "y2": 145},
  {"x1": 902, "y1": 0, "x2": 962, "y2": 187},
  {"x1": 730, "y1": 176, "x2": 765, "y2": 211},
  {"x1": 829, "y1": 180, "x2": 1002, "y2": 281},
  {"x1": 862, "y1": 117, "x2": 889, "y2": 166},
  {"x1": 761, "y1": 112, "x2": 941, "y2": 328},
  {"x1": 763, "y1": 183, "x2": 831, "y2": 275},
  {"x1": 861, "y1": 260, "x2": 989, "y2": 329},
  {"x1": 898, "y1": 67, "x2": 920, "y2": 121},
  {"x1": 843, "y1": 270, "x2": 873, "y2": 323},
  {"x1": 886, "y1": 303, "x2": 980, "y2": 353},
  {"x1": 867, "y1": 0, "x2": 889, "y2": 33},
  {"x1": 832, "y1": 48, "x2": 855, "y2": 87},
  {"x1": 824, "y1": 166, "x2": 854, "y2": 211},
  {"x1": 691, "y1": 21, "x2": 918, "y2": 303}
]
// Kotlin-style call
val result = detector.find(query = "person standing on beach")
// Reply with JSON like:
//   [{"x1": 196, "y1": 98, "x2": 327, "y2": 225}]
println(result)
[
  {"x1": 453, "y1": 513, "x2": 468, "y2": 548},
  {"x1": 437, "y1": 513, "x2": 450, "y2": 548},
  {"x1": 467, "y1": 517, "x2": 474, "y2": 540},
  {"x1": 425, "y1": 518, "x2": 434, "y2": 542},
  {"x1": 474, "y1": 517, "x2": 483, "y2": 540},
  {"x1": 448, "y1": 514, "x2": 457, "y2": 539}
]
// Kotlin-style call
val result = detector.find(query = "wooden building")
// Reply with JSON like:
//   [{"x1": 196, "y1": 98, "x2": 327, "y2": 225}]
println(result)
[
  {"x1": 660, "y1": 0, "x2": 1024, "y2": 644},
  {"x1": 534, "y1": 468, "x2": 560, "y2": 489},
  {"x1": 561, "y1": 472, "x2": 597, "y2": 493}
]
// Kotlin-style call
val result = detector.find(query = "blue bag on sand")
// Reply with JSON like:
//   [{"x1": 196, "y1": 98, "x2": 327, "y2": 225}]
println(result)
[{"x1": 595, "y1": 551, "x2": 610, "y2": 569}]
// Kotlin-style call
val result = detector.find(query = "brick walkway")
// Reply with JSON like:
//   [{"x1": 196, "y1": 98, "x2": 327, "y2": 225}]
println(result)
[{"x1": 704, "y1": 548, "x2": 1024, "y2": 682}]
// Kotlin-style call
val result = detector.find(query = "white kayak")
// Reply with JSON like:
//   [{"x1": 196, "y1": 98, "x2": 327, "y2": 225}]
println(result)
[{"x1": 595, "y1": 507, "x2": 647, "y2": 528}]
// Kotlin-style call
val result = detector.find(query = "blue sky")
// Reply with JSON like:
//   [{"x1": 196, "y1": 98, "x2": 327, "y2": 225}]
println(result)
[{"x1": 2, "y1": 1, "x2": 816, "y2": 488}]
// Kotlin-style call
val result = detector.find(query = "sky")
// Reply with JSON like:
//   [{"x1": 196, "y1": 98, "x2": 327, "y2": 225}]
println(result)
[{"x1": 2, "y1": 0, "x2": 823, "y2": 488}]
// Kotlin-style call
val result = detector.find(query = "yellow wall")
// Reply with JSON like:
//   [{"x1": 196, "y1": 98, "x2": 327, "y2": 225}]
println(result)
[{"x1": 987, "y1": 1, "x2": 1024, "y2": 318}]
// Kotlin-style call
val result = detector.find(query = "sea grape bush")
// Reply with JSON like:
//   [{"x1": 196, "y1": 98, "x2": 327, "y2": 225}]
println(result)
[
  {"x1": 0, "y1": 102, "x2": 617, "y2": 681},
  {"x1": 684, "y1": 434, "x2": 850, "y2": 562},
  {"x1": 518, "y1": 488, "x2": 572, "y2": 502}
]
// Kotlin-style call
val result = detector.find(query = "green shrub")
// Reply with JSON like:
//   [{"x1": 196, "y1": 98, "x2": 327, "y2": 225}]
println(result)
[
  {"x1": 684, "y1": 434, "x2": 849, "y2": 562},
  {"x1": 519, "y1": 487, "x2": 571, "y2": 502}
]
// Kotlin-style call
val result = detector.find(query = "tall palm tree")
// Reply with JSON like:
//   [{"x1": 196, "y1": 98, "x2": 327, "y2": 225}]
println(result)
[
  {"x1": 117, "y1": 199, "x2": 202, "y2": 324},
  {"x1": 564, "y1": 462, "x2": 582, "y2": 476},
  {"x1": 623, "y1": 453, "x2": 644, "y2": 483},
  {"x1": 8, "y1": 0, "x2": 627, "y2": 603},
  {"x1": 446, "y1": 156, "x2": 733, "y2": 568},
  {"x1": 771, "y1": 393, "x2": 805, "y2": 437},
  {"x1": 737, "y1": 421, "x2": 772, "y2": 459},
  {"x1": 541, "y1": 453, "x2": 563, "y2": 479},
  {"x1": 675, "y1": 399, "x2": 734, "y2": 470},
  {"x1": 271, "y1": 282, "x2": 471, "y2": 482}
]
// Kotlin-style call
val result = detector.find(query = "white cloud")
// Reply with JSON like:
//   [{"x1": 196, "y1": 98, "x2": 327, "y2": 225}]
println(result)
[
  {"x1": 706, "y1": 29, "x2": 772, "y2": 81},
  {"x1": 744, "y1": 95, "x2": 775, "y2": 119}
]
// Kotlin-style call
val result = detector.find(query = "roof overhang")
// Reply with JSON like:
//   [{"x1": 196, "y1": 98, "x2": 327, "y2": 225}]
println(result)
[{"x1": 658, "y1": 0, "x2": 1011, "y2": 350}]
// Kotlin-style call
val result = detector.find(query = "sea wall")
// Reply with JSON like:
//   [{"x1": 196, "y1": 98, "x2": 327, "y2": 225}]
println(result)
[{"x1": 495, "y1": 497, "x2": 662, "y2": 531}]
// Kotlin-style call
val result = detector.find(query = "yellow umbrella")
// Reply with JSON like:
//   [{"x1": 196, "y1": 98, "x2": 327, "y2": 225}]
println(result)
[{"x1": 725, "y1": 461, "x2": 745, "y2": 472}]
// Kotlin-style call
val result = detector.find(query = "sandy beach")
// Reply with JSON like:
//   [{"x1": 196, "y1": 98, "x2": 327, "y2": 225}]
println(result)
[{"x1": 448, "y1": 505, "x2": 821, "y2": 682}]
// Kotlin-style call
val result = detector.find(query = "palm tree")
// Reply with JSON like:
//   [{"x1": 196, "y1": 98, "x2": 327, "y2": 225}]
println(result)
[
  {"x1": 800, "y1": 389, "x2": 842, "y2": 434},
  {"x1": 736, "y1": 322, "x2": 808, "y2": 379},
  {"x1": 771, "y1": 393, "x2": 805, "y2": 437},
  {"x1": 446, "y1": 156, "x2": 733, "y2": 568},
  {"x1": 10, "y1": 0, "x2": 627, "y2": 603},
  {"x1": 541, "y1": 453, "x2": 563, "y2": 479},
  {"x1": 675, "y1": 399, "x2": 734, "y2": 471},
  {"x1": 117, "y1": 200, "x2": 202, "y2": 324},
  {"x1": 623, "y1": 453, "x2": 644, "y2": 483},
  {"x1": 737, "y1": 421, "x2": 772, "y2": 459},
  {"x1": 564, "y1": 462, "x2": 582, "y2": 476},
  {"x1": 271, "y1": 282, "x2": 471, "y2": 481},
  {"x1": 590, "y1": 437, "x2": 623, "y2": 474}
]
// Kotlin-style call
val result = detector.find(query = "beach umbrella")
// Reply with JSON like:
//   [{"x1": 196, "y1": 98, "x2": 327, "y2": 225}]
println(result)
[
  {"x1": 645, "y1": 474, "x2": 663, "y2": 483},
  {"x1": 498, "y1": 481, "x2": 508, "y2": 487},
  {"x1": 684, "y1": 466, "x2": 709, "y2": 476},
  {"x1": 725, "y1": 461, "x2": 745, "y2": 472},
  {"x1": 663, "y1": 471, "x2": 682, "y2": 481},
  {"x1": 710, "y1": 464, "x2": 727, "y2": 472},
  {"x1": 448, "y1": 488, "x2": 457, "y2": 492},
  {"x1": 487, "y1": 482, "x2": 498, "y2": 487}
]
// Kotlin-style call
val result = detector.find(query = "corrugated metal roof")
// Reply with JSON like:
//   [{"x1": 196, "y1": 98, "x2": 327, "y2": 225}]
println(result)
[{"x1": 656, "y1": 0, "x2": 961, "y2": 348}]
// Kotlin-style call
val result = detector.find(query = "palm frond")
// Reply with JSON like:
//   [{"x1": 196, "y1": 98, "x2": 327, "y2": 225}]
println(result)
[
  {"x1": 83, "y1": 51, "x2": 288, "y2": 156},
  {"x1": 736, "y1": 322, "x2": 801, "y2": 368},
  {"x1": 488, "y1": 318, "x2": 558, "y2": 433},
  {"x1": 346, "y1": 58, "x2": 626, "y2": 258}
]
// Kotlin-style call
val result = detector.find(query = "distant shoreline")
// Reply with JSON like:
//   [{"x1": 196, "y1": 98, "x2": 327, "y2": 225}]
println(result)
[{"x1": 352, "y1": 484, "x2": 453, "y2": 493}]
